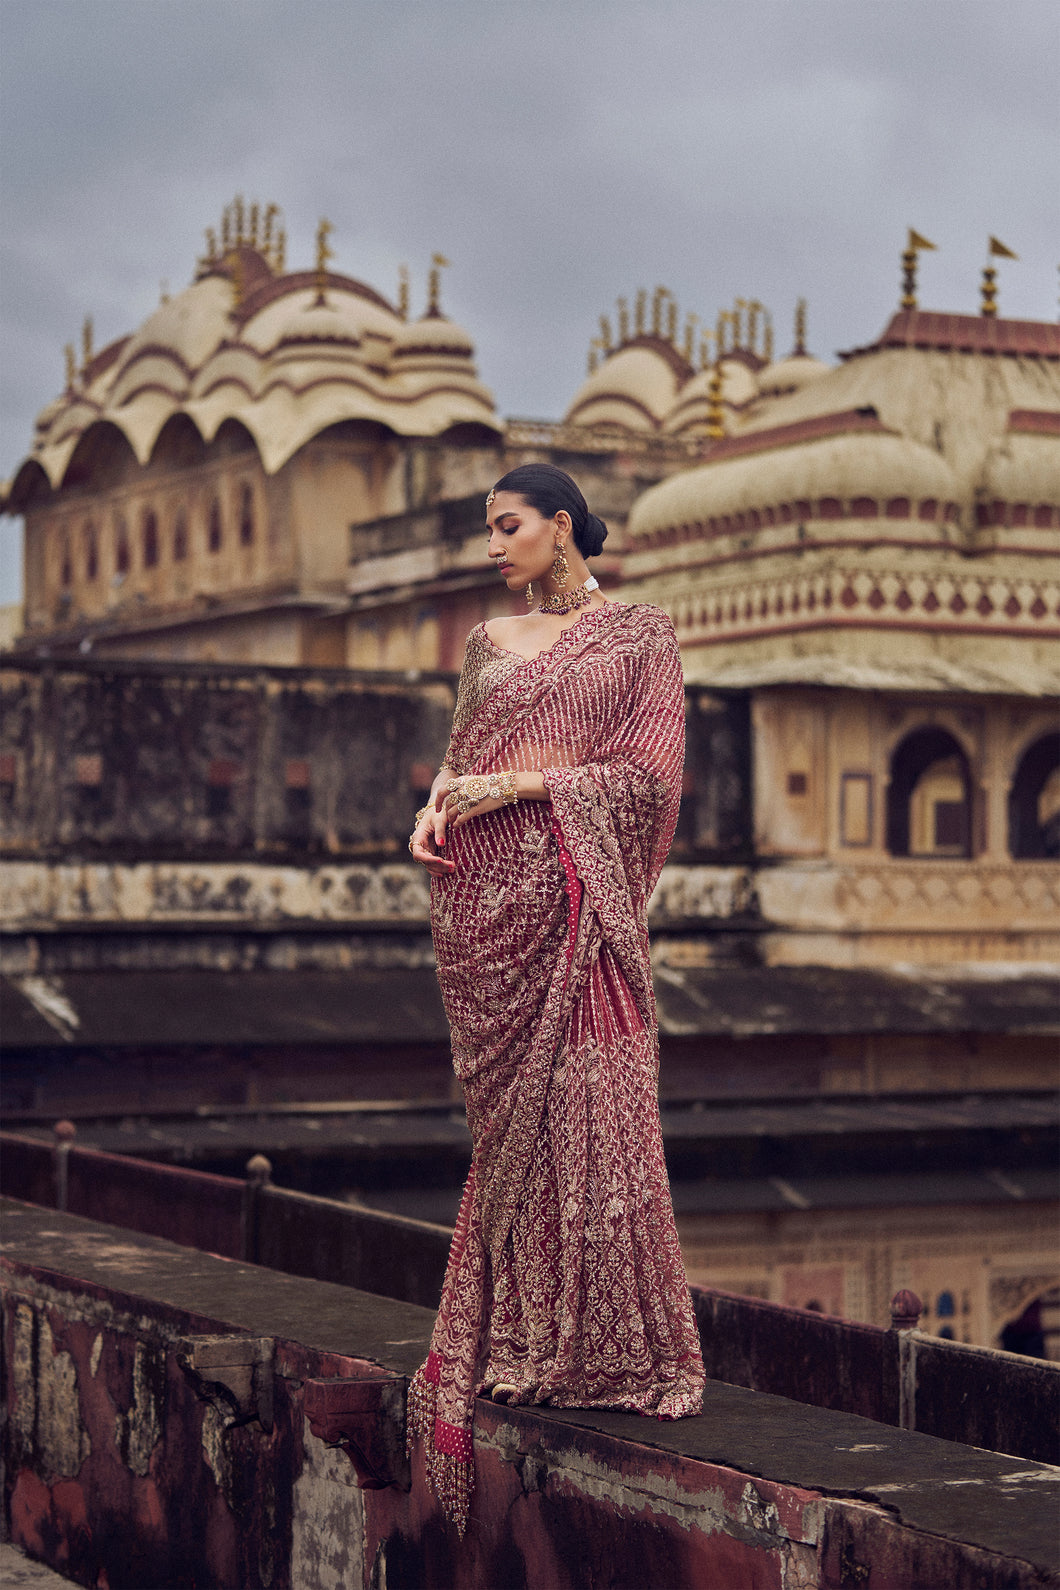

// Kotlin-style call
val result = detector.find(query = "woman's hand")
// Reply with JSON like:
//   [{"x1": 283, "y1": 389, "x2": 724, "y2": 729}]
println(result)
[{"x1": 409, "y1": 769, "x2": 457, "y2": 876}]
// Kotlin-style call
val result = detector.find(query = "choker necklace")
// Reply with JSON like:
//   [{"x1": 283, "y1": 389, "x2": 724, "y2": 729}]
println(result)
[{"x1": 538, "y1": 576, "x2": 599, "y2": 616}]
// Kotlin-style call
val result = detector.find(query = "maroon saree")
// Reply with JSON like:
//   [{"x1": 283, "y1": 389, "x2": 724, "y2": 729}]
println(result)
[{"x1": 406, "y1": 602, "x2": 705, "y2": 1532}]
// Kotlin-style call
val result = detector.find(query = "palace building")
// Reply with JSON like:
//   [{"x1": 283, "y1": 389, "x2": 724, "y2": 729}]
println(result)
[{"x1": 2, "y1": 211, "x2": 1057, "y2": 1356}]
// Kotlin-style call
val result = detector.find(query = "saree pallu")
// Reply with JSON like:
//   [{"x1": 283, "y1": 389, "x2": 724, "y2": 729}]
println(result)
[{"x1": 407, "y1": 603, "x2": 705, "y2": 1532}]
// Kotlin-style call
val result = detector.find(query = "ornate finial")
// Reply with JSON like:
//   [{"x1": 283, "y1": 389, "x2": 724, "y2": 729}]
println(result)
[
  {"x1": 982, "y1": 236, "x2": 1018, "y2": 317},
  {"x1": 428, "y1": 252, "x2": 450, "y2": 315},
  {"x1": 699, "y1": 329, "x2": 712, "y2": 371},
  {"x1": 763, "y1": 312, "x2": 774, "y2": 363},
  {"x1": 666, "y1": 297, "x2": 678, "y2": 342},
  {"x1": 651, "y1": 286, "x2": 666, "y2": 336},
  {"x1": 587, "y1": 338, "x2": 601, "y2": 375},
  {"x1": 64, "y1": 343, "x2": 77, "y2": 389},
  {"x1": 901, "y1": 228, "x2": 937, "y2": 310},
  {"x1": 716, "y1": 310, "x2": 729, "y2": 357},
  {"x1": 634, "y1": 289, "x2": 646, "y2": 336},
  {"x1": 598, "y1": 314, "x2": 613, "y2": 352},
  {"x1": 204, "y1": 227, "x2": 218, "y2": 263},
  {"x1": 81, "y1": 316, "x2": 94, "y2": 372},
  {"x1": 617, "y1": 297, "x2": 629, "y2": 343},
  {"x1": 398, "y1": 264, "x2": 410, "y2": 320},
  {"x1": 793, "y1": 298, "x2": 808, "y2": 355},
  {"x1": 734, "y1": 298, "x2": 746, "y2": 347},
  {"x1": 263, "y1": 205, "x2": 277, "y2": 260},
  {"x1": 683, "y1": 313, "x2": 699, "y2": 362},
  {"x1": 249, "y1": 202, "x2": 260, "y2": 249},
  {"x1": 275, "y1": 229, "x2": 286, "y2": 273},
  {"x1": 234, "y1": 194, "x2": 245, "y2": 246},
  {"x1": 221, "y1": 206, "x2": 231, "y2": 252},
  {"x1": 314, "y1": 217, "x2": 335, "y2": 302},
  {"x1": 747, "y1": 300, "x2": 761, "y2": 353}
]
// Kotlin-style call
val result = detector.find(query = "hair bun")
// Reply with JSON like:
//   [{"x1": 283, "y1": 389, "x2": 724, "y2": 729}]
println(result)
[{"x1": 580, "y1": 513, "x2": 608, "y2": 558}]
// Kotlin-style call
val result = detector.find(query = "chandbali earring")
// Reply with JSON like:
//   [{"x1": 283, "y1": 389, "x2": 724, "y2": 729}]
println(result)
[
  {"x1": 525, "y1": 581, "x2": 535, "y2": 608},
  {"x1": 550, "y1": 543, "x2": 571, "y2": 589}
]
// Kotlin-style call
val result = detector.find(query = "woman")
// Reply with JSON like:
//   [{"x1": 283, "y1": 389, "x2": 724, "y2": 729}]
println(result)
[{"x1": 407, "y1": 463, "x2": 705, "y2": 1533}]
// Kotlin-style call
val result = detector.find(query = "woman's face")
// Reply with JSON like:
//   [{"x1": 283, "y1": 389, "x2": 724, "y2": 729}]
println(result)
[{"x1": 486, "y1": 492, "x2": 561, "y2": 591}]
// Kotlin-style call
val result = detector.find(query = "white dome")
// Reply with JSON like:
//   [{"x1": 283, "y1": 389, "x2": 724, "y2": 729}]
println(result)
[
  {"x1": 565, "y1": 342, "x2": 683, "y2": 430},
  {"x1": 758, "y1": 353, "x2": 832, "y2": 397}
]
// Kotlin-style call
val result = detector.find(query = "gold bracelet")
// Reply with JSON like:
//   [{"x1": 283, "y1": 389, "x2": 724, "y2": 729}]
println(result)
[
  {"x1": 444, "y1": 770, "x2": 518, "y2": 817},
  {"x1": 414, "y1": 805, "x2": 431, "y2": 825}
]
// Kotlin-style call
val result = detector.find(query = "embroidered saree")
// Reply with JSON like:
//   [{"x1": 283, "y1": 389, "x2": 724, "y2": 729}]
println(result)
[{"x1": 406, "y1": 602, "x2": 705, "y2": 1532}]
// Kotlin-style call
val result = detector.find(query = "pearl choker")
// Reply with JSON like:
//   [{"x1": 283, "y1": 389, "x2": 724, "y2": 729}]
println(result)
[{"x1": 538, "y1": 576, "x2": 599, "y2": 616}]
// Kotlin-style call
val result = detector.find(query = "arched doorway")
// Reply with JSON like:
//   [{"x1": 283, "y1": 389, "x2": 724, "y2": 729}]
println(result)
[
  {"x1": 1008, "y1": 733, "x2": 1060, "y2": 859},
  {"x1": 886, "y1": 726, "x2": 973, "y2": 858}
]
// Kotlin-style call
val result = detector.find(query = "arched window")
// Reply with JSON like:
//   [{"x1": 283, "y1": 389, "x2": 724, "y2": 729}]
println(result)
[
  {"x1": 1009, "y1": 733, "x2": 1060, "y2": 859},
  {"x1": 142, "y1": 508, "x2": 159, "y2": 568},
  {"x1": 83, "y1": 522, "x2": 98, "y2": 581},
  {"x1": 238, "y1": 483, "x2": 254, "y2": 547},
  {"x1": 208, "y1": 499, "x2": 222, "y2": 553},
  {"x1": 173, "y1": 509, "x2": 188, "y2": 562},
  {"x1": 115, "y1": 514, "x2": 130, "y2": 575},
  {"x1": 886, "y1": 727, "x2": 973, "y2": 858}
]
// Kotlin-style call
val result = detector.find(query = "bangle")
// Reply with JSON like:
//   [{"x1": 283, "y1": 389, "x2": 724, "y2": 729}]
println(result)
[
  {"x1": 414, "y1": 805, "x2": 431, "y2": 825},
  {"x1": 444, "y1": 770, "x2": 518, "y2": 817}
]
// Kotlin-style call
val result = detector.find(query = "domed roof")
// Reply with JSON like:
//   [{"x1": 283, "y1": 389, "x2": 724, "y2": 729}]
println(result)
[
  {"x1": 13, "y1": 241, "x2": 499, "y2": 496},
  {"x1": 981, "y1": 418, "x2": 1060, "y2": 507},
  {"x1": 389, "y1": 313, "x2": 475, "y2": 359},
  {"x1": 565, "y1": 342, "x2": 685, "y2": 431},
  {"x1": 630, "y1": 413, "x2": 959, "y2": 539},
  {"x1": 757, "y1": 352, "x2": 832, "y2": 397},
  {"x1": 662, "y1": 359, "x2": 760, "y2": 434}
]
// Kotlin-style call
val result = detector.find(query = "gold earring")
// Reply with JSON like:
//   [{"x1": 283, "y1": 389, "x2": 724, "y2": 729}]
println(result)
[
  {"x1": 551, "y1": 543, "x2": 571, "y2": 588},
  {"x1": 526, "y1": 580, "x2": 535, "y2": 608}
]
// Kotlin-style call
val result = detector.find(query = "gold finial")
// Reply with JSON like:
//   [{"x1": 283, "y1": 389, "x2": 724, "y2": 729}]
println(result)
[
  {"x1": 204, "y1": 227, "x2": 218, "y2": 263},
  {"x1": 263, "y1": 205, "x2": 277, "y2": 260},
  {"x1": 699, "y1": 329, "x2": 712, "y2": 371},
  {"x1": 221, "y1": 206, "x2": 231, "y2": 251},
  {"x1": 666, "y1": 297, "x2": 678, "y2": 342},
  {"x1": 763, "y1": 312, "x2": 774, "y2": 363},
  {"x1": 587, "y1": 337, "x2": 601, "y2": 375},
  {"x1": 398, "y1": 264, "x2": 410, "y2": 320},
  {"x1": 275, "y1": 229, "x2": 286, "y2": 273},
  {"x1": 982, "y1": 237, "x2": 1018, "y2": 317},
  {"x1": 81, "y1": 316, "x2": 94, "y2": 372},
  {"x1": 901, "y1": 228, "x2": 936, "y2": 310},
  {"x1": 651, "y1": 286, "x2": 666, "y2": 336},
  {"x1": 314, "y1": 217, "x2": 335, "y2": 302},
  {"x1": 747, "y1": 300, "x2": 761, "y2": 353},
  {"x1": 617, "y1": 297, "x2": 629, "y2": 343},
  {"x1": 428, "y1": 252, "x2": 450, "y2": 314},
  {"x1": 64, "y1": 343, "x2": 77, "y2": 389},
  {"x1": 634, "y1": 288, "x2": 646, "y2": 336},
  {"x1": 716, "y1": 310, "x2": 729, "y2": 357},
  {"x1": 683, "y1": 313, "x2": 699, "y2": 362},
  {"x1": 598, "y1": 314, "x2": 613, "y2": 351},
  {"x1": 793, "y1": 298, "x2": 807, "y2": 355},
  {"x1": 734, "y1": 298, "x2": 746, "y2": 347},
  {"x1": 249, "y1": 202, "x2": 259, "y2": 249},
  {"x1": 234, "y1": 194, "x2": 246, "y2": 246}
]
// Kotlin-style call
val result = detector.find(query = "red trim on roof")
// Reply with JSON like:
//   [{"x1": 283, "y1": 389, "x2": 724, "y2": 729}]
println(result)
[
  {"x1": 702, "y1": 408, "x2": 892, "y2": 463},
  {"x1": 841, "y1": 311, "x2": 1060, "y2": 362},
  {"x1": 1008, "y1": 409, "x2": 1060, "y2": 435}
]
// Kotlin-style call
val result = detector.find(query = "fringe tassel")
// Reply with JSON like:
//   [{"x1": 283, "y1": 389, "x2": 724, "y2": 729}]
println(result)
[{"x1": 407, "y1": 1360, "x2": 474, "y2": 1537}]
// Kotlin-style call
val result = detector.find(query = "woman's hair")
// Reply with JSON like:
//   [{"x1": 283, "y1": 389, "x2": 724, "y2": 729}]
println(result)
[{"x1": 489, "y1": 463, "x2": 608, "y2": 558}]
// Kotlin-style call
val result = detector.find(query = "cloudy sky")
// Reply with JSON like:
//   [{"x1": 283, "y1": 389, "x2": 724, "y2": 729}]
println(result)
[{"x1": 1, "y1": 0, "x2": 1057, "y2": 601}]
